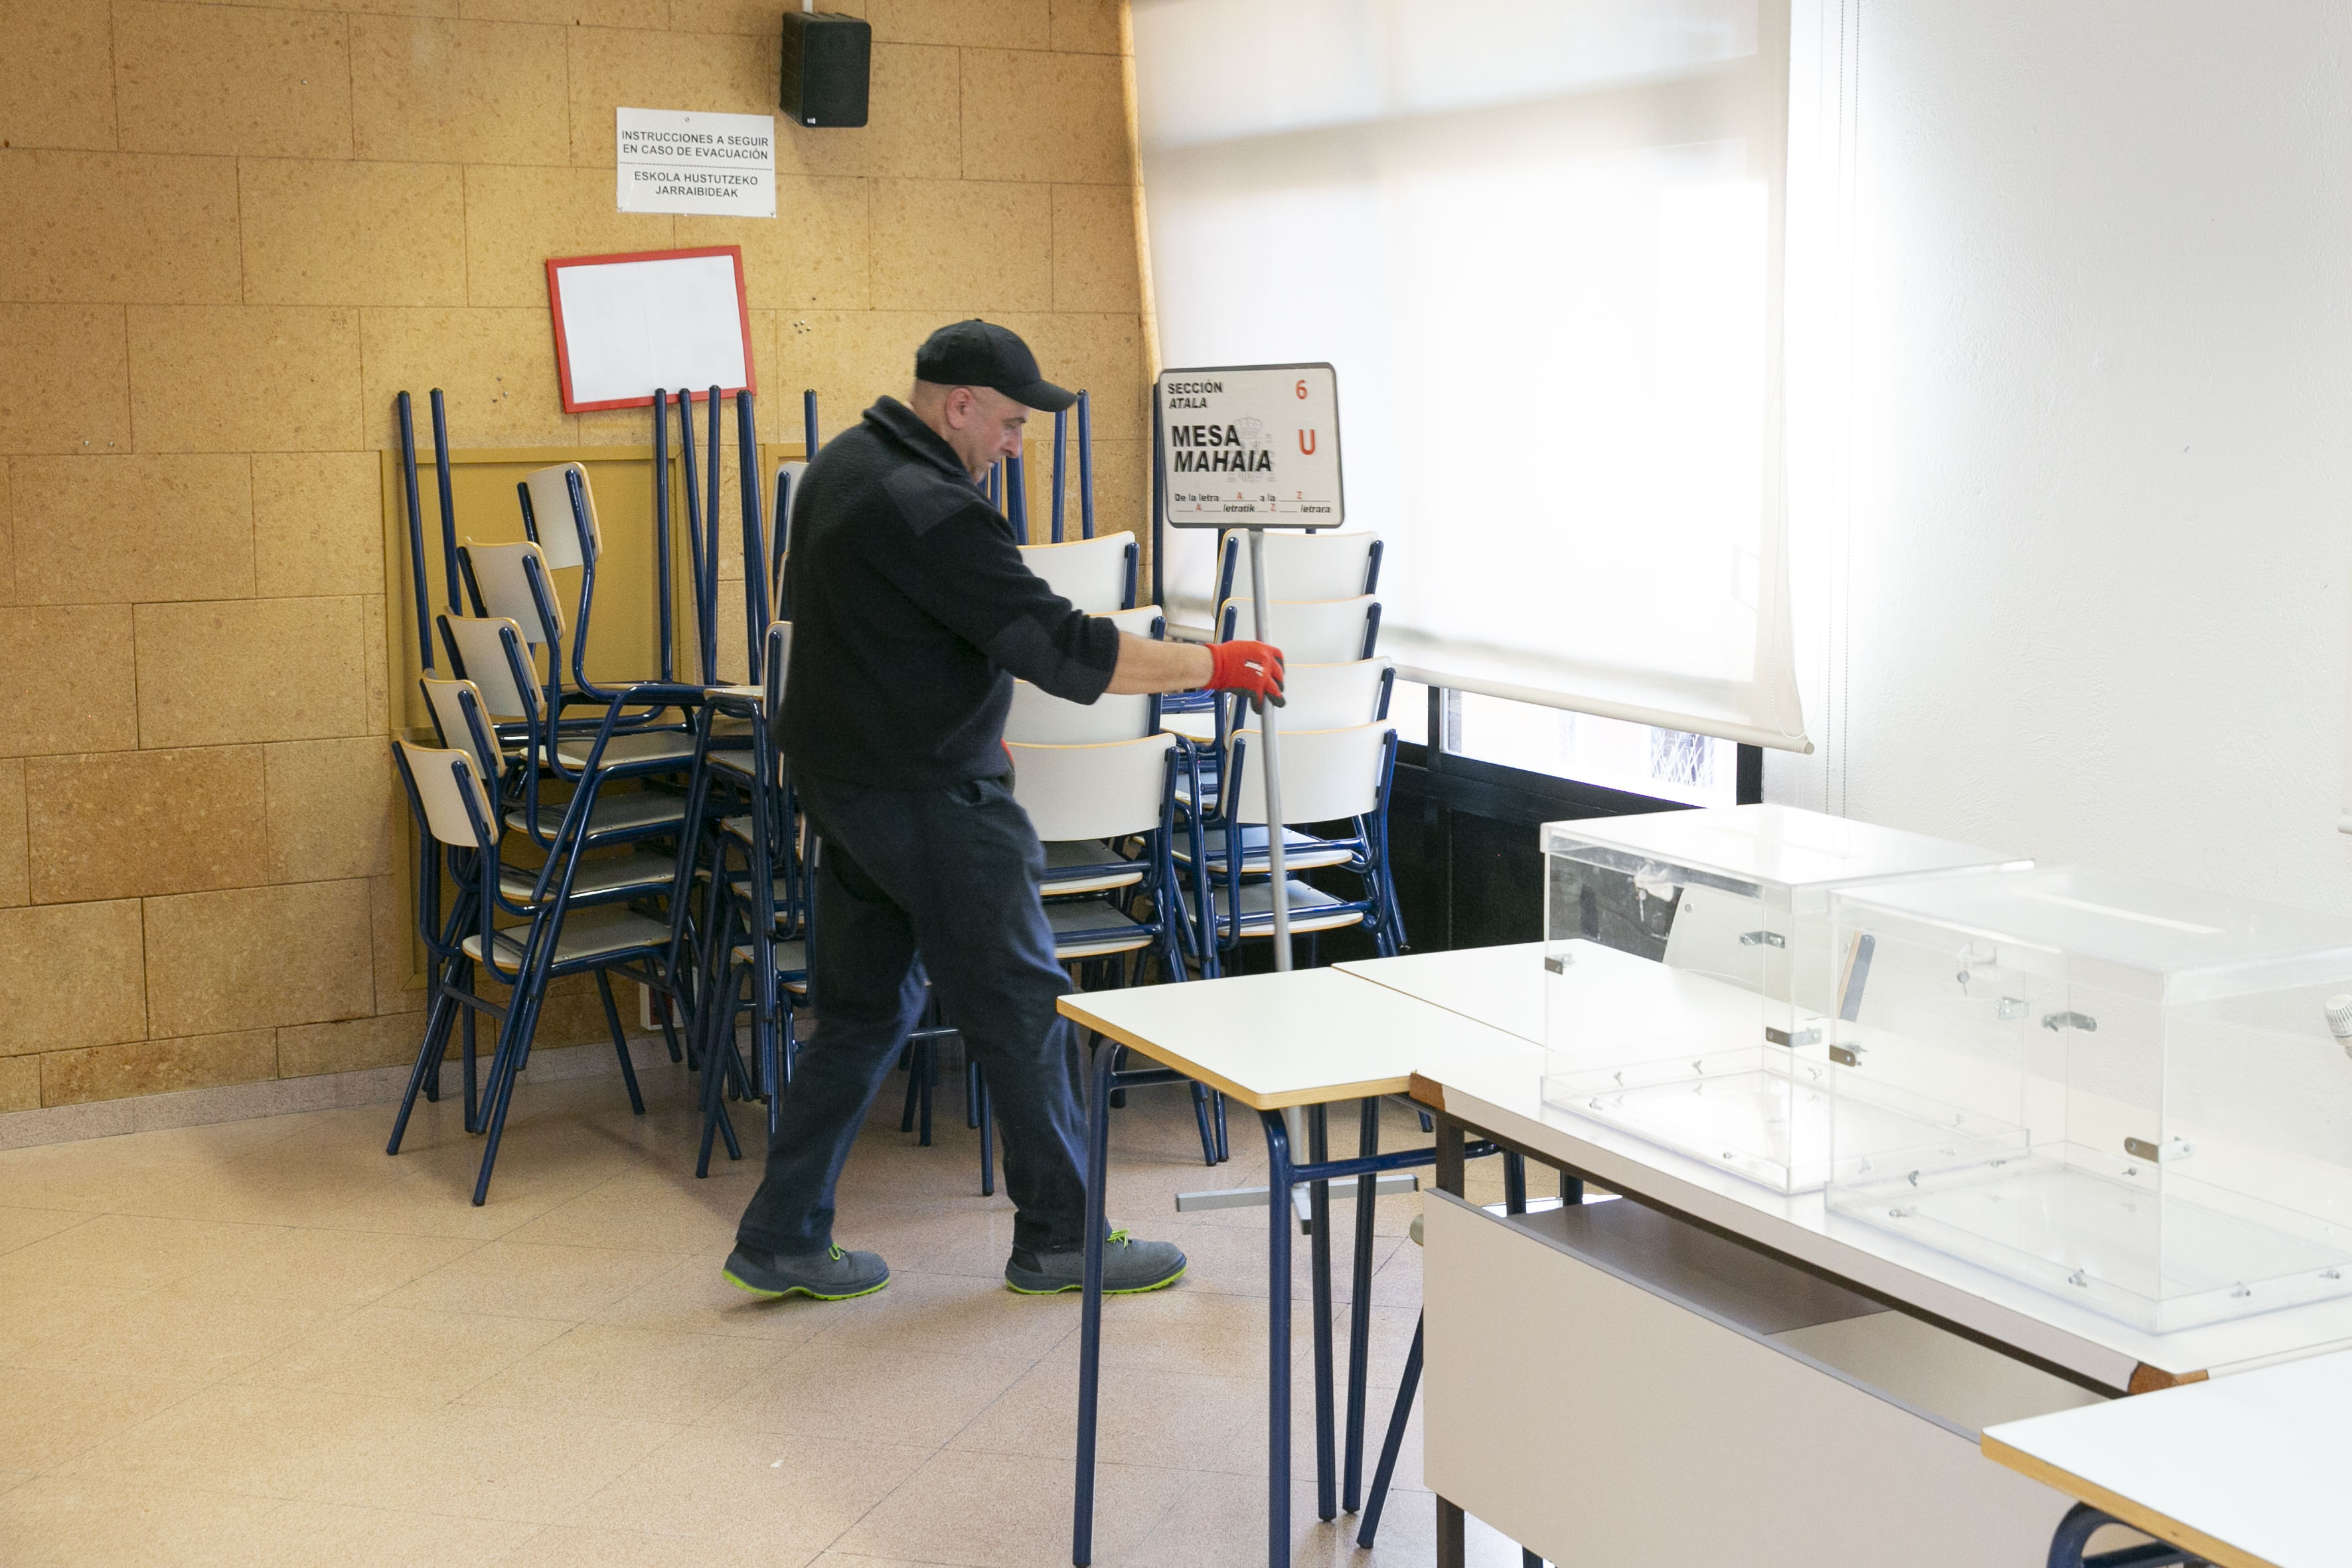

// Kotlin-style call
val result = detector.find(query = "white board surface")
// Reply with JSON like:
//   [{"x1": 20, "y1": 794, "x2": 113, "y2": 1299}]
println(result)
[
  {"x1": 1156, "y1": 362, "x2": 1343, "y2": 527},
  {"x1": 546, "y1": 248, "x2": 753, "y2": 412}
]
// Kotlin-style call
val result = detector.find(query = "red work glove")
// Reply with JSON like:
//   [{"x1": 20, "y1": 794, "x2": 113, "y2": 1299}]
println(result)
[{"x1": 1206, "y1": 639, "x2": 1287, "y2": 711}]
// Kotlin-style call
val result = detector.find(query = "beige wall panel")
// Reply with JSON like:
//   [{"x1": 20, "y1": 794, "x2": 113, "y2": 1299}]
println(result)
[
  {"x1": 264, "y1": 737, "x2": 396, "y2": 882},
  {"x1": 254, "y1": 453, "x2": 384, "y2": 599},
  {"x1": 868, "y1": 0, "x2": 1046, "y2": 49},
  {"x1": 127, "y1": 307, "x2": 363, "y2": 453},
  {"x1": 135, "y1": 597, "x2": 370, "y2": 748},
  {"x1": 671, "y1": 0, "x2": 859, "y2": 36},
  {"x1": 114, "y1": 4, "x2": 354, "y2": 159},
  {"x1": 11, "y1": 454, "x2": 256, "y2": 605},
  {"x1": 0, "y1": 1056, "x2": 36, "y2": 1113},
  {"x1": 0, "y1": 153, "x2": 241, "y2": 304},
  {"x1": 0, "y1": 462, "x2": 11, "y2": 603},
  {"x1": 144, "y1": 878, "x2": 374, "y2": 1035},
  {"x1": 961, "y1": 49, "x2": 1129, "y2": 185},
  {"x1": 24, "y1": 746, "x2": 272, "y2": 903},
  {"x1": 572, "y1": 406, "x2": 661, "y2": 447},
  {"x1": 0, "y1": 758, "x2": 25, "y2": 908},
  {"x1": 366, "y1": 873, "x2": 422, "y2": 1013},
  {"x1": 362, "y1": 592, "x2": 390, "y2": 730},
  {"x1": 358, "y1": 307, "x2": 574, "y2": 447},
  {"x1": 677, "y1": 176, "x2": 872, "y2": 312},
  {"x1": 0, "y1": 307, "x2": 131, "y2": 455},
  {"x1": 1050, "y1": 183, "x2": 1142, "y2": 314},
  {"x1": 277, "y1": 1011, "x2": 416, "y2": 1077},
  {"x1": 460, "y1": 0, "x2": 661, "y2": 28},
  {"x1": 240, "y1": 160, "x2": 469, "y2": 309},
  {"x1": 766, "y1": 311, "x2": 944, "y2": 428},
  {"x1": 1085, "y1": 435, "x2": 1148, "y2": 554},
  {"x1": 0, "y1": 900, "x2": 147, "y2": 1054},
  {"x1": 0, "y1": 0, "x2": 120, "y2": 151},
  {"x1": 996, "y1": 311, "x2": 1142, "y2": 439},
  {"x1": 791, "y1": 43, "x2": 966, "y2": 181},
  {"x1": 1049, "y1": 0, "x2": 1123, "y2": 55},
  {"x1": 351, "y1": 17, "x2": 569, "y2": 166},
  {"x1": 40, "y1": 1030, "x2": 278, "y2": 1106},
  {"x1": 463, "y1": 166, "x2": 676, "y2": 309},
  {"x1": 567, "y1": 27, "x2": 781, "y2": 167},
  {"x1": 0, "y1": 605, "x2": 137, "y2": 757},
  {"x1": 870, "y1": 179, "x2": 1052, "y2": 313}
]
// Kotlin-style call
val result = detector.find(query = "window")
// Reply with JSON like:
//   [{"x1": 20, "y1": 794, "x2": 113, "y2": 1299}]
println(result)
[
  {"x1": 1445, "y1": 690, "x2": 1736, "y2": 807},
  {"x1": 1135, "y1": 0, "x2": 1812, "y2": 755}
]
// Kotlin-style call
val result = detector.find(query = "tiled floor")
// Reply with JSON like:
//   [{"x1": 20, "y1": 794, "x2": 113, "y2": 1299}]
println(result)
[{"x1": 0, "y1": 1048, "x2": 1533, "y2": 1567}]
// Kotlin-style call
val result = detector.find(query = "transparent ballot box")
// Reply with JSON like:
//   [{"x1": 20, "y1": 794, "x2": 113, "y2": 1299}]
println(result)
[
  {"x1": 1541, "y1": 805, "x2": 2027, "y2": 1192},
  {"x1": 1826, "y1": 867, "x2": 2352, "y2": 1332}
]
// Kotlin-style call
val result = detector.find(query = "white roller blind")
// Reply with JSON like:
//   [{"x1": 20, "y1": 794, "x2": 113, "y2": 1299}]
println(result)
[{"x1": 1135, "y1": 0, "x2": 1811, "y2": 752}]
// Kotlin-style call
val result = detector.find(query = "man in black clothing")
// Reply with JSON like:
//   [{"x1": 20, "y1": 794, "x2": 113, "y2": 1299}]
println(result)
[{"x1": 724, "y1": 320, "x2": 1287, "y2": 1300}]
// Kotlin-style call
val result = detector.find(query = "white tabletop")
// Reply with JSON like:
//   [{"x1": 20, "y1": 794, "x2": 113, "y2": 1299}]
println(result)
[
  {"x1": 1982, "y1": 1350, "x2": 2352, "y2": 1568},
  {"x1": 1334, "y1": 942, "x2": 1547, "y2": 1043},
  {"x1": 1057, "y1": 966, "x2": 1535, "y2": 1111}
]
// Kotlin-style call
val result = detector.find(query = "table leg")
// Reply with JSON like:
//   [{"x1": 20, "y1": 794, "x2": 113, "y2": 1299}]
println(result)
[
  {"x1": 1070, "y1": 1038, "x2": 1116, "y2": 1567},
  {"x1": 1342, "y1": 1096, "x2": 1377, "y2": 1512},
  {"x1": 1262, "y1": 1108, "x2": 1295, "y2": 1568},
  {"x1": 1431, "y1": 1112, "x2": 1467, "y2": 1568},
  {"x1": 2044, "y1": 1501, "x2": 2201, "y2": 1568},
  {"x1": 1308, "y1": 1103, "x2": 1336, "y2": 1522}
]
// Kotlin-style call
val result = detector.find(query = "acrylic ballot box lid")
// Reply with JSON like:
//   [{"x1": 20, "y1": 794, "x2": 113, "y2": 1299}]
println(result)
[
  {"x1": 1830, "y1": 865, "x2": 2352, "y2": 1004},
  {"x1": 1543, "y1": 804, "x2": 2029, "y2": 907},
  {"x1": 1828, "y1": 865, "x2": 2352, "y2": 1333}
]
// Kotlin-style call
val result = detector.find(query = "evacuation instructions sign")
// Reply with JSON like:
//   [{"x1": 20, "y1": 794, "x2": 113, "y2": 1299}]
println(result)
[
  {"x1": 615, "y1": 108, "x2": 776, "y2": 217},
  {"x1": 1155, "y1": 363, "x2": 1343, "y2": 527}
]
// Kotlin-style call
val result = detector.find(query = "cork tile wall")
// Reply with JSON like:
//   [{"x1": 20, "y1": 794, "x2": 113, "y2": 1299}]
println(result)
[{"x1": 0, "y1": 0, "x2": 1150, "y2": 1110}]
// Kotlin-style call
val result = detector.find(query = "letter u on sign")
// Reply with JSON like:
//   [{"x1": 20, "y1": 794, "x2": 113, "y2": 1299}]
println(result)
[{"x1": 1298, "y1": 430, "x2": 1317, "y2": 455}]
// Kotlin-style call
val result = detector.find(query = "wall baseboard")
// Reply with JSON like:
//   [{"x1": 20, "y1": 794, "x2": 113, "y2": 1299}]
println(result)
[{"x1": 0, "y1": 1035, "x2": 674, "y2": 1154}]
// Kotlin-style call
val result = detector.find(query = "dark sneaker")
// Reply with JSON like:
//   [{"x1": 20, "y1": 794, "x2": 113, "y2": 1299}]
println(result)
[
  {"x1": 1006, "y1": 1230, "x2": 1187, "y2": 1295},
  {"x1": 723, "y1": 1243, "x2": 890, "y2": 1300}
]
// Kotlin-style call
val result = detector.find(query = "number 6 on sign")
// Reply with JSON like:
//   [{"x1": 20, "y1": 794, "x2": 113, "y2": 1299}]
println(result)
[{"x1": 1153, "y1": 362, "x2": 1344, "y2": 528}]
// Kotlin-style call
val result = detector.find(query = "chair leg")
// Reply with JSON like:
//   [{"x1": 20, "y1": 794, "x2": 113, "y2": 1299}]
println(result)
[
  {"x1": 594, "y1": 971, "x2": 645, "y2": 1115},
  {"x1": 919, "y1": 1041, "x2": 935, "y2": 1146},
  {"x1": 1190, "y1": 1082, "x2": 1217, "y2": 1167},
  {"x1": 1214, "y1": 1091, "x2": 1230, "y2": 1161},
  {"x1": 1355, "y1": 1312, "x2": 1423, "y2": 1549},
  {"x1": 900, "y1": 1039, "x2": 922, "y2": 1133},
  {"x1": 461, "y1": 1003, "x2": 478, "y2": 1133},
  {"x1": 966, "y1": 1057, "x2": 982, "y2": 1130},
  {"x1": 471, "y1": 976, "x2": 549, "y2": 1207},
  {"x1": 387, "y1": 975, "x2": 462, "y2": 1155}
]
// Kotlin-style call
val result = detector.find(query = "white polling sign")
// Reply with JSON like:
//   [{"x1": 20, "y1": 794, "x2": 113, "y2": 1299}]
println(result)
[
  {"x1": 1155, "y1": 362, "x2": 1343, "y2": 526},
  {"x1": 616, "y1": 107, "x2": 776, "y2": 217}
]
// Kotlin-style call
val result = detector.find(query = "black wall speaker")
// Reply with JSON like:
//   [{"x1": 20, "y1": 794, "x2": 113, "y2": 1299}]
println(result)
[{"x1": 781, "y1": 12, "x2": 871, "y2": 127}]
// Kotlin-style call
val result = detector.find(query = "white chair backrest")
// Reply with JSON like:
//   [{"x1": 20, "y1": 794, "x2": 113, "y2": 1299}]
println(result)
[
  {"x1": 1222, "y1": 530, "x2": 1379, "y2": 605},
  {"x1": 763, "y1": 621, "x2": 793, "y2": 710},
  {"x1": 1020, "y1": 530, "x2": 1136, "y2": 612},
  {"x1": 437, "y1": 614, "x2": 538, "y2": 721},
  {"x1": 1235, "y1": 659, "x2": 1389, "y2": 733},
  {"x1": 462, "y1": 540, "x2": 561, "y2": 645},
  {"x1": 522, "y1": 463, "x2": 599, "y2": 571},
  {"x1": 1005, "y1": 681, "x2": 1152, "y2": 744},
  {"x1": 1010, "y1": 733, "x2": 1176, "y2": 842},
  {"x1": 1215, "y1": 595, "x2": 1376, "y2": 663},
  {"x1": 398, "y1": 740, "x2": 495, "y2": 849},
  {"x1": 1229, "y1": 722, "x2": 1391, "y2": 826},
  {"x1": 1103, "y1": 603, "x2": 1166, "y2": 637},
  {"x1": 420, "y1": 676, "x2": 501, "y2": 785}
]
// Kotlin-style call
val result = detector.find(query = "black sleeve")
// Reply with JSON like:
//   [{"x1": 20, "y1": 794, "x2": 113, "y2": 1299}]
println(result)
[{"x1": 874, "y1": 468, "x2": 1121, "y2": 703}]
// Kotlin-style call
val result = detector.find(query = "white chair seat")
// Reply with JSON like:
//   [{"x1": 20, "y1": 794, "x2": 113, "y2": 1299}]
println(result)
[
  {"x1": 507, "y1": 789, "x2": 685, "y2": 838},
  {"x1": 1174, "y1": 826, "x2": 1355, "y2": 874},
  {"x1": 1042, "y1": 839, "x2": 1144, "y2": 894},
  {"x1": 728, "y1": 938, "x2": 810, "y2": 995},
  {"x1": 1204, "y1": 877, "x2": 1365, "y2": 936},
  {"x1": 462, "y1": 905, "x2": 671, "y2": 967},
  {"x1": 1046, "y1": 898, "x2": 1155, "y2": 959},
  {"x1": 548, "y1": 728, "x2": 700, "y2": 770},
  {"x1": 499, "y1": 848, "x2": 677, "y2": 903},
  {"x1": 1162, "y1": 709, "x2": 1217, "y2": 743}
]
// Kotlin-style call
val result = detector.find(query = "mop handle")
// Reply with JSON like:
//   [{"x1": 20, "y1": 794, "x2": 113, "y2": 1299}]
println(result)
[{"x1": 1247, "y1": 528, "x2": 1291, "y2": 971}]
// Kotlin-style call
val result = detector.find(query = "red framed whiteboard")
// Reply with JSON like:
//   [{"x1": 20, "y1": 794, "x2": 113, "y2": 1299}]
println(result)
[{"x1": 546, "y1": 246, "x2": 757, "y2": 413}]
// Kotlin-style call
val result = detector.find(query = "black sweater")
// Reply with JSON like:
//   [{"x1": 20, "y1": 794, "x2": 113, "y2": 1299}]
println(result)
[{"x1": 777, "y1": 397, "x2": 1120, "y2": 788}]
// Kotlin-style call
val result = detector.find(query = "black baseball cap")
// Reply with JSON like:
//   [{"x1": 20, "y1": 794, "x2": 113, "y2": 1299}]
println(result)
[{"x1": 913, "y1": 319, "x2": 1077, "y2": 413}]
